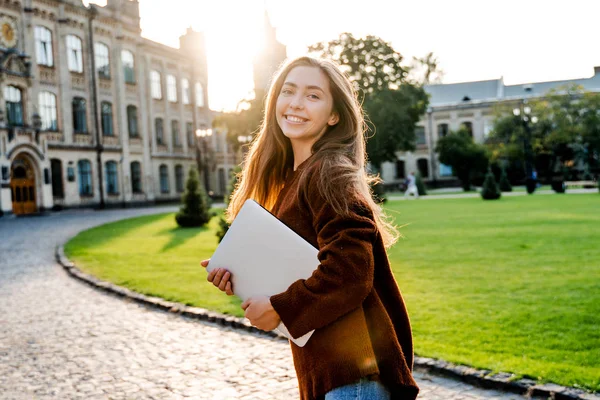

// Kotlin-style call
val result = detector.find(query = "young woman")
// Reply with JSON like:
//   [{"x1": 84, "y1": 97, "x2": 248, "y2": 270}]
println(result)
[{"x1": 201, "y1": 56, "x2": 419, "y2": 400}]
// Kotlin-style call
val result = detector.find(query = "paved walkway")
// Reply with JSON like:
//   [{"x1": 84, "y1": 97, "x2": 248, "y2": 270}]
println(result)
[
  {"x1": 388, "y1": 188, "x2": 597, "y2": 201},
  {"x1": 0, "y1": 207, "x2": 527, "y2": 399}
]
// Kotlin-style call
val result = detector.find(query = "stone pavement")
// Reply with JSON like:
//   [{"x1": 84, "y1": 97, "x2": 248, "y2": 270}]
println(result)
[{"x1": 1, "y1": 207, "x2": 529, "y2": 399}]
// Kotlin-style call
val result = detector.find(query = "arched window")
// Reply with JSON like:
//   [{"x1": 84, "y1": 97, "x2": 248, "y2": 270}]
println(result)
[
  {"x1": 167, "y1": 74, "x2": 177, "y2": 102},
  {"x1": 39, "y1": 91, "x2": 58, "y2": 131},
  {"x1": 122, "y1": 50, "x2": 135, "y2": 84},
  {"x1": 101, "y1": 102, "x2": 113, "y2": 136},
  {"x1": 437, "y1": 123, "x2": 449, "y2": 138},
  {"x1": 35, "y1": 26, "x2": 53, "y2": 67},
  {"x1": 77, "y1": 160, "x2": 92, "y2": 196},
  {"x1": 5, "y1": 86, "x2": 23, "y2": 126},
  {"x1": 175, "y1": 165, "x2": 184, "y2": 193},
  {"x1": 182, "y1": 78, "x2": 190, "y2": 105},
  {"x1": 127, "y1": 105, "x2": 138, "y2": 137},
  {"x1": 95, "y1": 42, "x2": 110, "y2": 78},
  {"x1": 72, "y1": 97, "x2": 87, "y2": 133},
  {"x1": 417, "y1": 158, "x2": 429, "y2": 179},
  {"x1": 105, "y1": 161, "x2": 118, "y2": 194},
  {"x1": 171, "y1": 120, "x2": 180, "y2": 147},
  {"x1": 195, "y1": 82, "x2": 204, "y2": 107},
  {"x1": 130, "y1": 161, "x2": 142, "y2": 193},
  {"x1": 159, "y1": 164, "x2": 169, "y2": 193},
  {"x1": 155, "y1": 118, "x2": 164, "y2": 145},
  {"x1": 66, "y1": 35, "x2": 83, "y2": 73},
  {"x1": 461, "y1": 121, "x2": 473, "y2": 137},
  {"x1": 151, "y1": 70, "x2": 162, "y2": 99}
]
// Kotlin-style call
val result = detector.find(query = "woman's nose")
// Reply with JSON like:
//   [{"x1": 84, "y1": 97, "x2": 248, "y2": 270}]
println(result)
[{"x1": 290, "y1": 95, "x2": 304, "y2": 109}]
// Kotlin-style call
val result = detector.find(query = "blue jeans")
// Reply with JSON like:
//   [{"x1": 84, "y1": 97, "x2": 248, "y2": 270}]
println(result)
[{"x1": 325, "y1": 378, "x2": 391, "y2": 399}]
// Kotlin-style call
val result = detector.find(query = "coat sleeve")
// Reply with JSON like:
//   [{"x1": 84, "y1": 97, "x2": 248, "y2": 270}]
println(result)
[{"x1": 269, "y1": 191, "x2": 377, "y2": 339}]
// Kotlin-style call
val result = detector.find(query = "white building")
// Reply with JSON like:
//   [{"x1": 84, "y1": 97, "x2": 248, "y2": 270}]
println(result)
[
  {"x1": 380, "y1": 67, "x2": 600, "y2": 186},
  {"x1": 0, "y1": 0, "x2": 237, "y2": 216}
]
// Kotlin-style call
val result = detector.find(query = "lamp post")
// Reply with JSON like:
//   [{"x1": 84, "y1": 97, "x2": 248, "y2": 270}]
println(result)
[
  {"x1": 32, "y1": 112, "x2": 42, "y2": 144},
  {"x1": 195, "y1": 127, "x2": 213, "y2": 195},
  {"x1": 513, "y1": 102, "x2": 538, "y2": 191}
]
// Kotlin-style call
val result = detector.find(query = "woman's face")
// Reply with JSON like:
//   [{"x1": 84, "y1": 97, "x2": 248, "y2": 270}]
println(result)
[{"x1": 275, "y1": 66, "x2": 338, "y2": 147}]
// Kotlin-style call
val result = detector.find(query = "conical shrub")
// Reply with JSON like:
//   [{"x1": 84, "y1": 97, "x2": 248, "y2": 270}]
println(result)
[
  {"x1": 175, "y1": 167, "x2": 211, "y2": 227},
  {"x1": 216, "y1": 166, "x2": 241, "y2": 242},
  {"x1": 481, "y1": 169, "x2": 501, "y2": 200},
  {"x1": 499, "y1": 167, "x2": 512, "y2": 192}
]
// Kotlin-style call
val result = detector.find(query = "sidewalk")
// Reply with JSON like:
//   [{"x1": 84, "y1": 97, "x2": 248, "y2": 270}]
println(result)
[{"x1": 389, "y1": 188, "x2": 598, "y2": 201}]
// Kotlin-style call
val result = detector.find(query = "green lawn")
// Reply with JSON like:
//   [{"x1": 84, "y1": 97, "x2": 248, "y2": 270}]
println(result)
[{"x1": 65, "y1": 194, "x2": 600, "y2": 392}]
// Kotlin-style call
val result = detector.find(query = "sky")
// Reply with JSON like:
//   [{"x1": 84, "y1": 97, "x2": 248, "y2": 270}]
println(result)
[{"x1": 85, "y1": 0, "x2": 600, "y2": 112}]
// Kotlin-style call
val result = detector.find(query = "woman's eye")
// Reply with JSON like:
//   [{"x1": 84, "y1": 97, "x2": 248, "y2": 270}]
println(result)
[
  {"x1": 281, "y1": 88, "x2": 293, "y2": 95},
  {"x1": 308, "y1": 94, "x2": 320, "y2": 100}
]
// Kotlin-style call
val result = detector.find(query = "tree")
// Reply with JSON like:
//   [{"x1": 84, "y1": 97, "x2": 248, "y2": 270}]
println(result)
[
  {"x1": 409, "y1": 52, "x2": 444, "y2": 85},
  {"x1": 175, "y1": 167, "x2": 211, "y2": 228},
  {"x1": 481, "y1": 169, "x2": 501, "y2": 200},
  {"x1": 498, "y1": 167, "x2": 512, "y2": 192},
  {"x1": 309, "y1": 33, "x2": 429, "y2": 171},
  {"x1": 436, "y1": 128, "x2": 489, "y2": 191},
  {"x1": 213, "y1": 96, "x2": 263, "y2": 153}
]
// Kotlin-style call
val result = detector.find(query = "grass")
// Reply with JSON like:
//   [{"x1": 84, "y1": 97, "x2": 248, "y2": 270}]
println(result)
[{"x1": 65, "y1": 194, "x2": 600, "y2": 392}]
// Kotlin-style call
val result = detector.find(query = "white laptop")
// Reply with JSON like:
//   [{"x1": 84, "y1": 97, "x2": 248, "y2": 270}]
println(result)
[{"x1": 206, "y1": 199, "x2": 319, "y2": 347}]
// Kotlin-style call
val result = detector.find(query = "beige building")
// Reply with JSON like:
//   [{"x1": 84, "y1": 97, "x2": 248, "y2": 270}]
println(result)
[
  {"x1": 0, "y1": 0, "x2": 237, "y2": 216},
  {"x1": 381, "y1": 67, "x2": 600, "y2": 186}
]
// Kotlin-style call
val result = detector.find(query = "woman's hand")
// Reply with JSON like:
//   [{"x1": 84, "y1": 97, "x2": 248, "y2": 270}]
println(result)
[
  {"x1": 241, "y1": 296, "x2": 281, "y2": 331},
  {"x1": 201, "y1": 259, "x2": 234, "y2": 296}
]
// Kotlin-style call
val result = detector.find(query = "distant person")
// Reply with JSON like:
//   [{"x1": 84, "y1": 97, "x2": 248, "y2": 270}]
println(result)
[
  {"x1": 201, "y1": 56, "x2": 419, "y2": 399},
  {"x1": 404, "y1": 172, "x2": 419, "y2": 199}
]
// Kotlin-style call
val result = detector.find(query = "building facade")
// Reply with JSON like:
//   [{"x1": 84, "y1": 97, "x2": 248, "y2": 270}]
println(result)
[
  {"x1": 0, "y1": 0, "x2": 236, "y2": 216},
  {"x1": 381, "y1": 67, "x2": 600, "y2": 185}
]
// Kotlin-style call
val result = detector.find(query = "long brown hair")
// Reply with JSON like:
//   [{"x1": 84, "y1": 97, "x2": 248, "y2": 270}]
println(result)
[{"x1": 227, "y1": 56, "x2": 399, "y2": 248}]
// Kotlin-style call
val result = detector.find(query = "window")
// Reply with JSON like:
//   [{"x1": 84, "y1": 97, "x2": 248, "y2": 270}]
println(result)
[
  {"x1": 195, "y1": 82, "x2": 204, "y2": 107},
  {"x1": 186, "y1": 122, "x2": 194, "y2": 146},
  {"x1": 167, "y1": 75, "x2": 177, "y2": 102},
  {"x1": 417, "y1": 158, "x2": 429, "y2": 179},
  {"x1": 95, "y1": 42, "x2": 110, "y2": 78},
  {"x1": 105, "y1": 161, "x2": 118, "y2": 194},
  {"x1": 415, "y1": 126, "x2": 426, "y2": 145},
  {"x1": 66, "y1": 35, "x2": 83, "y2": 73},
  {"x1": 155, "y1": 118, "x2": 164, "y2": 145},
  {"x1": 39, "y1": 91, "x2": 58, "y2": 131},
  {"x1": 159, "y1": 164, "x2": 169, "y2": 193},
  {"x1": 461, "y1": 121, "x2": 473, "y2": 137},
  {"x1": 182, "y1": 78, "x2": 190, "y2": 105},
  {"x1": 130, "y1": 161, "x2": 142, "y2": 193},
  {"x1": 437, "y1": 123, "x2": 449, "y2": 138},
  {"x1": 77, "y1": 160, "x2": 92, "y2": 196},
  {"x1": 175, "y1": 165, "x2": 184, "y2": 193},
  {"x1": 5, "y1": 86, "x2": 23, "y2": 126},
  {"x1": 122, "y1": 50, "x2": 135, "y2": 84},
  {"x1": 127, "y1": 105, "x2": 138, "y2": 137},
  {"x1": 72, "y1": 97, "x2": 87, "y2": 133},
  {"x1": 35, "y1": 26, "x2": 53, "y2": 67},
  {"x1": 50, "y1": 159, "x2": 64, "y2": 199},
  {"x1": 101, "y1": 102, "x2": 113, "y2": 136},
  {"x1": 439, "y1": 163, "x2": 453, "y2": 177},
  {"x1": 151, "y1": 70, "x2": 162, "y2": 99},
  {"x1": 171, "y1": 120, "x2": 180, "y2": 147}
]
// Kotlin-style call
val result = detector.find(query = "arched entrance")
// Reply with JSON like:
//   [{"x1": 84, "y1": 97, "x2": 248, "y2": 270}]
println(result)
[{"x1": 10, "y1": 154, "x2": 38, "y2": 215}]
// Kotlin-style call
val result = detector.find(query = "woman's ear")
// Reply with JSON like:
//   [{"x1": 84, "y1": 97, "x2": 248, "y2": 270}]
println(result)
[{"x1": 328, "y1": 112, "x2": 339, "y2": 126}]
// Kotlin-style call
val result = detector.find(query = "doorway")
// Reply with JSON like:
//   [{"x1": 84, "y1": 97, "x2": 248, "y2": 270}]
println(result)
[{"x1": 10, "y1": 155, "x2": 38, "y2": 215}]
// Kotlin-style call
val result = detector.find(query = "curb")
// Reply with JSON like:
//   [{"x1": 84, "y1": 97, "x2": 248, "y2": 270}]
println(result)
[{"x1": 56, "y1": 245, "x2": 599, "y2": 400}]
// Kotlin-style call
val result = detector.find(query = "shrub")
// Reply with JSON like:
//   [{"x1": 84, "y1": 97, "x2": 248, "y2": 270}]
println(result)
[
  {"x1": 175, "y1": 168, "x2": 211, "y2": 228},
  {"x1": 499, "y1": 168, "x2": 512, "y2": 192},
  {"x1": 481, "y1": 169, "x2": 501, "y2": 200},
  {"x1": 525, "y1": 178, "x2": 537, "y2": 194},
  {"x1": 216, "y1": 166, "x2": 241, "y2": 243},
  {"x1": 551, "y1": 181, "x2": 566, "y2": 193}
]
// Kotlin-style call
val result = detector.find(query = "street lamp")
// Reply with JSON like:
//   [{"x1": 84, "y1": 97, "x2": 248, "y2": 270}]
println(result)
[
  {"x1": 513, "y1": 101, "x2": 537, "y2": 191},
  {"x1": 32, "y1": 112, "x2": 42, "y2": 144},
  {"x1": 195, "y1": 127, "x2": 213, "y2": 195}
]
